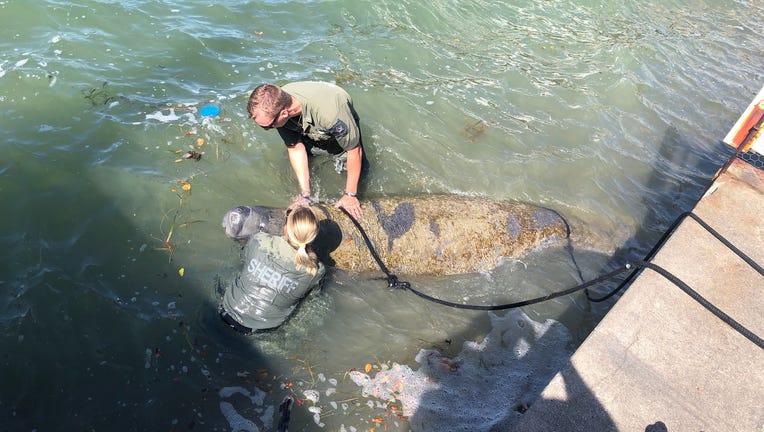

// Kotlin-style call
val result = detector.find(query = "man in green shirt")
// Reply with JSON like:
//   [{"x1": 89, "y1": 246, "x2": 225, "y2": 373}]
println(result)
[{"x1": 247, "y1": 81, "x2": 368, "y2": 219}]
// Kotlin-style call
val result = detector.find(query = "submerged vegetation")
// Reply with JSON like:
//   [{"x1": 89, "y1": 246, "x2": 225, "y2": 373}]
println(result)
[{"x1": 82, "y1": 82, "x2": 118, "y2": 106}]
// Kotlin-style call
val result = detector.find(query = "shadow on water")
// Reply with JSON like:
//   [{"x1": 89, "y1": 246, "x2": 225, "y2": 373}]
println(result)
[
  {"x1": 0, "y1": 89, "x2": 728, "y2": 431},
  {"x1": 0, "y1": 122, "x2": 282, "y2": 431},
  {"x1": 402, "y1": 125, "x2": 726, "y2": 431}
]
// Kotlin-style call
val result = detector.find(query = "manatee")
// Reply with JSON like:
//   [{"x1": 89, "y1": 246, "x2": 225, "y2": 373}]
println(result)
[{"x1": 223, "y1": 195, "x2": 568, "y2": 276}]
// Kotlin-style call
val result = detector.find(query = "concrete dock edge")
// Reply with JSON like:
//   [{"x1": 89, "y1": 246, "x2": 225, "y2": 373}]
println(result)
[{"x1": 515, "y1": 158, "x2": 764, "y2": 431}]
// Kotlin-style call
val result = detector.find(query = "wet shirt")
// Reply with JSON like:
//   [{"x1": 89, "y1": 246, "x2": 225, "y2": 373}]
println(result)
[
  {"x1": 222, "y1": 232, "x2": 325, "y2": 330},
  {"x1": 277, "y1": 81, "x2": 361, "y2": 154}
]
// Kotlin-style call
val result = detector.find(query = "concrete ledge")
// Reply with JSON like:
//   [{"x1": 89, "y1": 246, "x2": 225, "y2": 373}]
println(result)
[{"x1": 515, "y1": 159, "x2": 764, "y2": 431}]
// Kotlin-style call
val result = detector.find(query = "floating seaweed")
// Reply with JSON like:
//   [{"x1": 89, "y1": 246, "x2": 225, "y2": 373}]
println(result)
[
  {"x1": 153, "y1": 193, "x2": 203, "y2": 262},
  {"x1": 82, "y1": 82, "x2": 118, "y2": 106},
  {"x1": 462, "y1": 118, "x2": 487, "y2": 141}
]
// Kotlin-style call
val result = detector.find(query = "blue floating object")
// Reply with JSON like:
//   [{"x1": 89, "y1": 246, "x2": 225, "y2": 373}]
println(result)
[{"x1": 200, "y1": 105, "x2": 220, "y2": 117}]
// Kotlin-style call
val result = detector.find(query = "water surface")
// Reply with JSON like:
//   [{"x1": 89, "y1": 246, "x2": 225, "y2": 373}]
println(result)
[{"x1": 1, "y1": 0, "x2": 762, "y2": 430}]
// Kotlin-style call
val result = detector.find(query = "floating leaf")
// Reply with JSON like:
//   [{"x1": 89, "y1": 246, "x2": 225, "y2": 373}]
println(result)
[
  {"x1": 196, "y1": 138, "x2": 205, "y2": 147},
  {"x1": 364, "y1": 363, "x2": 373, "y2": 373},
  {"x1": 178, "y1": 267, "x2": 185, "y2": 277},
  {"x1": 181, "y1": 183, "x2": 191, "y2": 191}
]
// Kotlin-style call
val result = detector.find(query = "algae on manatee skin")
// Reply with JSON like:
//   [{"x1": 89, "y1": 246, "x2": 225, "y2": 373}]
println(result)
[
  {"x1": 226, "y1": 195, "x2": 569, "y2": 276},
  {"x1": 315, "y1": 195, "x2": 568, "y2": 276}
]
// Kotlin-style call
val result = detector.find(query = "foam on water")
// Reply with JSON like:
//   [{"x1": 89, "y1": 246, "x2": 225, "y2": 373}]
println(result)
[
  {"x1": 145, "y1": 108, "x2": 189, "y2": 123},
  {"x1": 219, "y1": 402, "x2": 259, "y2": 432},
  {"x1": 1, "y1": 0, "x2": 762, "y2": 430},
  {"x1": 218, "y1": 386, "x2": 272, "y2": 431},
  {"x1": 350, "y1": 309, "x2": 573, "y2": 431}
]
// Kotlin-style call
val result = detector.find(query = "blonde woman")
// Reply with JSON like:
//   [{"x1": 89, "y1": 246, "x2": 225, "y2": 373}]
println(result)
[{"x1": 220, "y1": 205, "x2": 325, "y2": 334}]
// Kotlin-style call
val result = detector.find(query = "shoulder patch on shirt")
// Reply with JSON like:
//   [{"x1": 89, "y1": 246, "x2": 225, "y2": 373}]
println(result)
[{"x1": 326, "y1": 119, "x2": 349, "y2": 138}]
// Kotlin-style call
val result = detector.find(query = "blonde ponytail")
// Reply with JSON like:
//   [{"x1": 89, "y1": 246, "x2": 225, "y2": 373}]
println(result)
[{"x1": 286, "y1": 205, "x2": 320, "y2": 276}]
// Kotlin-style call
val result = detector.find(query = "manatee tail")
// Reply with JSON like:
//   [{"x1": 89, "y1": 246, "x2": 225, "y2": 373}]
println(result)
[{"x1": 276, "y1": 396, "x2": 293, "y2": 432}]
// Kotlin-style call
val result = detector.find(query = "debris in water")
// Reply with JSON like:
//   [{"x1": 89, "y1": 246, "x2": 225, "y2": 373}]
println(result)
[
  {"x1": 349, "y1": 310, "x2": 574, "y2": 431},
  {"x1": 182, "y1": 150, "x2": 202, "y2": 161}
]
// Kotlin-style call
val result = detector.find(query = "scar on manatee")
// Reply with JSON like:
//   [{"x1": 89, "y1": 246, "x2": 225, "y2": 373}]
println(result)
[
  {"x1": 372, "y1": 201, "x2": 415, "y2": 252},
  {"x1": 429, "y1": 219, "x2": 441, "y2": 238},
  {"x1": 506, "y1": 215, "x2": 522, "y2": 240}
]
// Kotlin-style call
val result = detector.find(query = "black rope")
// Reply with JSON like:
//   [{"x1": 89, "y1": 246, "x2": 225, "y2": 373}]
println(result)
[
  {"x1": 585, "y1": 208, "x2": 692, "y2": 303},
  {"x1": 340, "y1": 208, "x2": 763, "y2": 349},
  {"x1": 339, "y1": 207, "x2": 410, "y2": 289},
  {"x1": 636, "y1": 260, "x2": 763, "y2": 349},
  {"x1": 686, "y1": 212, "x2": 764, "y2": 275},
  {"x1": 586, "y1": 211, "x2": 764, "y2": 302},
  {"x1": 406, "y1": 265, "x2": 632, "y2": 311}
]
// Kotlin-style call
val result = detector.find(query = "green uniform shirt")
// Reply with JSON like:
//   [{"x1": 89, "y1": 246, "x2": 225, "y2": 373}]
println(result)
[
  {"x1": 278, "y1": 81, "x2": 361, "y2": 154},
  {"x1": 222, "y1": 232, "x2": 325, "y2": 330}
]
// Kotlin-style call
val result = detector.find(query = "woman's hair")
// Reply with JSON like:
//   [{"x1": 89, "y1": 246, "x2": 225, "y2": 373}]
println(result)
[
  {"x1": 285, "y1": 205, "x2": 320, "y2": 276},
  {"x1": 247, "y1": 84, "x2": 292, "y2": 118}
]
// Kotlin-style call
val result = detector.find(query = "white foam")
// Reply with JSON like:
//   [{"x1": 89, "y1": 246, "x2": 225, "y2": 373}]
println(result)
[
  {"x1": 218, "y1": 386, "x2": 272, "y2": 431},
  {"x1": 351, "y1": 309, "x2": 573, "y2": 431},
  {"x1": 308, "y1": 406, "x2": 324, "y2": 427},
  {"x1": 145, "y1": 109, "x2": 182, "y2": 123},
  {"x1": 219, "y1": 401, "x2": 259, "y2": 432},
  {"x1": 218, "y1": 386, "x2": 267, "y2": 406},
  {"x1": 303, "y1": 389, "x2": 320, "y2": 403},
  {"x1": 259, "y1": 405, "x2": 274, "y2": 430}
]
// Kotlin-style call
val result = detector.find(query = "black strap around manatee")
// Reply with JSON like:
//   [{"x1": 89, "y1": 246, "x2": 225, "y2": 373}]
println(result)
[
  {"x1": 339, "y1": 207, "x2": 410, "y2": 289},
  {"x1": 339, "y1": 207, "x2": 763, "y2": 349}
]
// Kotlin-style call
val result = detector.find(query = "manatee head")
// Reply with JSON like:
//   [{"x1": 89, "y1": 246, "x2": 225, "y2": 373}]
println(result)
[{"x1": 222, "y1": 206, "x2": 268, "y2": 240}]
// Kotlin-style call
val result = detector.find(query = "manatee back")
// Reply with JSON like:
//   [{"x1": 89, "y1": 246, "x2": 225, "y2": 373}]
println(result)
[{"x1": 316, "y1": 196, "x2": 567, "y2": 275}]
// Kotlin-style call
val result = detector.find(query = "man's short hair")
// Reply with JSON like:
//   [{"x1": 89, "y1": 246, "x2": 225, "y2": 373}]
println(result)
[{"x1": 247, "y1": 84, "x2": 292, "y2": 118}]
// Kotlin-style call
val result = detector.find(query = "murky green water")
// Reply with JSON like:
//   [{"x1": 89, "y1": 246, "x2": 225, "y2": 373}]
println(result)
[{"x1": 1, "y1": 0, "x2": 761, "y2": 430}]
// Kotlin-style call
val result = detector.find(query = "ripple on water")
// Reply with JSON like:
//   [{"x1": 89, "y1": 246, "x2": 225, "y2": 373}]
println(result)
[{"x1": 1, "y1": 0, "x2": 762, "y2": 430}]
